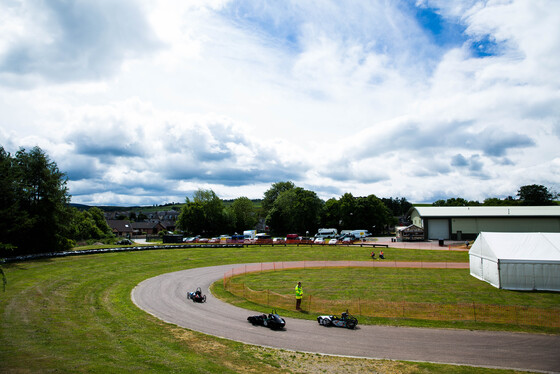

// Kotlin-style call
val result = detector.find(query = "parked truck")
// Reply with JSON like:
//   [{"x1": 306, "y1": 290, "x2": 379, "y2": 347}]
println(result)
[{"x1": 243, "y1": 230, "x2": 256, "y2": 240}]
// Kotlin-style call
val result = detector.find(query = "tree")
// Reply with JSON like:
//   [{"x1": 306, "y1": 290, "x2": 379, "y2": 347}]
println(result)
[
  {"x1": 229, "y1": 197, "x2": 257, "y2": 233},
  {"x1": 517, "y1": 184, "x2": 554, "y2": 205},
  {"x1": 0, "y1": 146, "x2": 73, "y2": 255},
  {"x1": 0, "y1": 147, "x2": 22, "y2": 253},
  {"x1": 432, "y1": 198, "x2": 480, "y2": 206},
  {"x1": 483, "y1": 197, "x2": 518, "y2": 206},
  {"x1": 381, "y1": 197, "x2": 413, "y2": 217},
  {"x1": 262, "y1": 181, "x2": 295, "y2": 214},
  {"x1": 177, "y1": 189, "x2": 227, "y2": 236},
  {"x1": 68, "y1": 207, "x2": 112, "y2": 241},
  {"x1": 320, "y1": 198, "x2": 341, "y2": 228},
  {"x1": 317, "y1": 193, "x2": 394, "y2": 234},
  {"x1": 266, "y1": 187, "x2": 323, "y2": 235}
]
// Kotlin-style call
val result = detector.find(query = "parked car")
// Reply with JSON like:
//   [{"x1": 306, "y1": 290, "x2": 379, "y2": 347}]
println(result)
[
  {"x1": 273, "y1": 237, "x2": 286, "y2": 244},
  {"x1": 342, "y1": 236, "x2": 355, "y2": 244},
  {"x1": 314, "y1": 238, "x2": 325, "y2": 244},
  {"x1": 116, "y1": 239, "x2": 133, "y2": 245},
  {"x1": 196, "y1": 237, "x2": 209, "y2": 243},
  {"x1": 328, "y1": 239, "x2": 338, "y2": 245},
  {"x1": 208, "y1": 237, "x2": 220, "y2": 243}
]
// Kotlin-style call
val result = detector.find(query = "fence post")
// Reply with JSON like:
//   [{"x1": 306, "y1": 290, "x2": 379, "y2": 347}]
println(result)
[{"x1": 358, "y1": 297, "x2": 361, "y2": 315}]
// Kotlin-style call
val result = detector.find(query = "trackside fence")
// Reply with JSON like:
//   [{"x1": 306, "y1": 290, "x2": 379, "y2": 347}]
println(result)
[{"x1": 222, "y1": 261, "x2": 560, "y2": 329}]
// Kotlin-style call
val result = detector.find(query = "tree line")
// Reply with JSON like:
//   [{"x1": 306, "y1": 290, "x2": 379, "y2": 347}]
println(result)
[
  {"x1": 177, "y1": 181, "x2": 412, "y2": 237},
  {"x1": 432, "y1": 185, "x2": 557, "y2": 207},
  {"x1": 1, "y1": 145, "x2": 556, "y2": 256}
]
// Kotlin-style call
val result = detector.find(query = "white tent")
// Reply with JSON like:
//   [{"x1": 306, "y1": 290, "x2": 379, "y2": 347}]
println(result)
[{"x1": 469, "y1": 232, "x2": 560, "y2": 291}]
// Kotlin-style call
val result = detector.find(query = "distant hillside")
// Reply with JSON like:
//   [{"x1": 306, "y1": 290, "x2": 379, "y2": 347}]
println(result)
[
  {"x1": 70, "y1": 199, "x2": 263, "y2": 213},
  {"x1": 68, "y1": 203, "x2": 91, "y2": 211}
]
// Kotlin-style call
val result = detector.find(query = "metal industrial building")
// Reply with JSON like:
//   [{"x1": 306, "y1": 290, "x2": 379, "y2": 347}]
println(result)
[{"x1": 408, "y1": 206, "x2": 560, "y2": 240}]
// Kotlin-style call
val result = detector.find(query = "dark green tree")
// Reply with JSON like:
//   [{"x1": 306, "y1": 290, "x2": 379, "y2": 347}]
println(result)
[
  {"x1": 68, "y1": 207, "x2": 112, "y2": 241},
  {"x1": 381, "y1": 197, "x2": 413, "y2": 217},
  {"x1": 229, "y1": 196, "x2": 257, "y2": 233},
  {"x1": 320, "y1": 198, "x2": 341, "y2": 228},
  {"x1": 266, "y1": 187, "x2": 323, "y2": 235},
  {"x1": 517, "y1": 184, "x2": 554, "y2": 205},
  {"x1": 0, "y1": 147, "x2": 22, "y2": 253},
  {"x1": 432, "y1": 198, "x2": 480, "y2": 206},
  {"x1": 262, "y1": 181, "x2": 295, "y2": 214},
  {"x1": 177, "y1": 189, "x2": 227, "y2": 236},
  {"x1": 0, "y1": 146, "x2": 73, "y2": 255}
]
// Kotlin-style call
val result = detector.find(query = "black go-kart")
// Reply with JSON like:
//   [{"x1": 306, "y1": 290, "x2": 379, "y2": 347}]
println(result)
[
  {"x1": 317, "y1": 311, "x2": 358, "y2": 329},
  {"x1": 247, "y1": 310, "x2": 286, "y2": 330},
  {"x1": 187, "y1": 287, "x2": 207, "y2": 303}
]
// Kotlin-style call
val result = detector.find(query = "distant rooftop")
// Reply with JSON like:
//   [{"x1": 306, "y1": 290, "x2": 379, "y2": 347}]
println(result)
[{"x1": 410, "y1": 206, "x2": 560, "y2": 217}]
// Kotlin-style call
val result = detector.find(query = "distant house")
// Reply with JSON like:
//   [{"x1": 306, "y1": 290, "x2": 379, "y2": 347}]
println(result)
[
  {"x1": 160, "y1": 221, "x2": 176, "y2": 232},
  {"x1": 131, "y1": 221, "x2": 165, "y2": 235},
  {"x1": 106, "y1": 220, "x2": 133, "y2": 237}
]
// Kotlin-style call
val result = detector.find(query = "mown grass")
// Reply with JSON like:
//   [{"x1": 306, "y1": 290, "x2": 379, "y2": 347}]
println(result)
[
  {"x1": 228, "y1": 267, "x2": 560, "y2": 307},
  {"x1": 0, "y1": 245, "x2": 541, "y2": 373}
]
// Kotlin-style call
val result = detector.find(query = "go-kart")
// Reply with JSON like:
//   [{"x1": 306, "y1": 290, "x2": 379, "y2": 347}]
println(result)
[
  {"x1": 247, "y1": 310, "x2": 286, "y2": 330},
  {"x1": 186, "y1": 287, "x2": 207, "y2": 303},
  {"x1": 317, "y1": 311, "x2": 358, "y2": 329}
]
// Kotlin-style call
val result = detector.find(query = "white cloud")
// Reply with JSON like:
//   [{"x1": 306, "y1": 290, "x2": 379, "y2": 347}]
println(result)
[{"x1": 1, "y1": 0, "x2": 559, "y2": 205}]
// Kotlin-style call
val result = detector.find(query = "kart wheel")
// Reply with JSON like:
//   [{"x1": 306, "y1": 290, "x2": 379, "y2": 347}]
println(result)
[
  {"x1": 202, "y1": 295, "x2": 206, "y2": 303},
  {"x1": 347, "y1": 322, "x2": 356, "y2": 329},
  {"x1": 321, "y1": 318, "x2": 329, "y2": 326},
  {"x1": 263, "y1": 320, "x2": 268, "y2": 327}
]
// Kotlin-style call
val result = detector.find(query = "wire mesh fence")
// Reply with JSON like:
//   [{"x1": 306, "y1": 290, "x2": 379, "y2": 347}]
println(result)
[{"x1": 223, "y1": 261, "x2": 560, "y2": 328}]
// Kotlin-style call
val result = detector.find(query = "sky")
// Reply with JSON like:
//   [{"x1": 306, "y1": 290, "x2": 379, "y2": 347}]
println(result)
[{"x1": 1, "y1": 0, "x2": 559, "y2": 206}]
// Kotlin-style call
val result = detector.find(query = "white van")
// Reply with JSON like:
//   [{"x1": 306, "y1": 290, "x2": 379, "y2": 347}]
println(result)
[
  {"x1": 350, "y1": 230, "x2": 369, "y2": 238},
  {"x1": 315, "y1": 228, "x2": 338, "y2": 239}
]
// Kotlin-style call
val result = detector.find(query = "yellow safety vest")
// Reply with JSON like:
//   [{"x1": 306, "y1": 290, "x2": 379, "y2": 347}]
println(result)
[{"x1": 295, "y1": 285, "x2": 303, "y2": 299}]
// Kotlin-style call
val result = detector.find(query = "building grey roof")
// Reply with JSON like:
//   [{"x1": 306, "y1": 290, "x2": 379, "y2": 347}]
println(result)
[
  {"x1": 410, "y1": 206, "x2": 560, "y2": 218},
  {"x1": 106, "y1": 220, "x2": 133, "y2": 232}
]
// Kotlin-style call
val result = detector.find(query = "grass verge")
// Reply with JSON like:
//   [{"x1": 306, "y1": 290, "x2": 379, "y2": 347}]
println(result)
[{"x1": 0, "y1": 246, "x2": 541, "y2": 373}]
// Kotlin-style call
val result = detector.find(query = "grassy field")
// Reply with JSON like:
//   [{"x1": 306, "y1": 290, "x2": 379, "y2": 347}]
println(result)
[
  {"x1": 0, "y1": 245, "x2": 546, "y2": 373},
  {"x1": 219, "y1": 266, "x2": 560, "y2": 333},
  {"x1": 227, "y1": 267, "x2": 560, "y2": 306}
]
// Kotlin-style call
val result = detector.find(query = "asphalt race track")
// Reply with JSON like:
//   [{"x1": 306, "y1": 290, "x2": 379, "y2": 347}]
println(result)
[{"x1": 131, "y1": 263, "x2": 560, "y2": 373}]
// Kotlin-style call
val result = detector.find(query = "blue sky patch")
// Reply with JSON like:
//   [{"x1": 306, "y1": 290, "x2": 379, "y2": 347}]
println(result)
[
  {"x1": 219, "y1": 1, "x2": 301, "y2": 52},
  {"x1": 408, "y1": 3, "x2": 466, "y2": 47}
]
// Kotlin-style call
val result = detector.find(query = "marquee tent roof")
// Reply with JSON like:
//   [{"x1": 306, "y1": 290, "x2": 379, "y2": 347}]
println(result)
[
  {"x1": 470, "y1": 232, "x2": 560, "y2": 263},
  {"x1": 469, "y1": 232, "x2": 560, "y2": 291}
]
